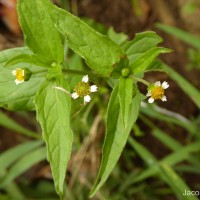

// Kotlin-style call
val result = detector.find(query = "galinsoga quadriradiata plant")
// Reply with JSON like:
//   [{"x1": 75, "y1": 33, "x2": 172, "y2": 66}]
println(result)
[{"x1": 0, "y1": 0, "x2": 172, "y2": 198}]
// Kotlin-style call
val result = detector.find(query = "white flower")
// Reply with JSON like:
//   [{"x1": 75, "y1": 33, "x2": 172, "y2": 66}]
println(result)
[
  {"x1": 146, "y1": 81, "x2": 169, "y2": 103},
  {"x1": 84, "y1": 95, "x2": 91, "y2": 103},
  {"x1": 12, "y1": 68, "x2": 25, "y2": 84},
  {"x1": 71, "y1": 92, "x2": 79, "y2": 99},
  {"x1": 82, "y1": 75, "x2": 89, "y2": 83},
  {"x1": 71, "y1": 75, "x2": 98, "y2": 105},
  {"x1": 90, "y1": 85, "x2": 98, "y2": 92}
]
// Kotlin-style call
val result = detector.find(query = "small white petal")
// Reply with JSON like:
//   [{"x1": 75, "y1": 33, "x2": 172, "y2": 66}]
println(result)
[
  {"x1": 90, "y1": 85, "x2": 98, "y2": 92},
  {"x1": 82, "y1": 75, "x2": 89, "y2": 83},
  {"x1": 146, "y1": 91, "x2": 151, "y2": 97},
  {"x1": 22, "y1": 70, "x2": 25, "y2": 76},
  {"x1": 148, "y1": 97, "x2": 154, "y2": 103},
  {"x1": 84, "y1": 95, "x2": 91, "y2": 103},
  {"x1": 71, "y1": 92, "x2": 79, "y2": 99},
  {"x1": 162, "y1": 81, "x2": 169, "y2": 89},
  {"x1": 161, "y1": 95, "x2": 167, "y2": 101},
  {"x1": 15, "y1": 79, "x2": 24, "y2": 85},
  {"x1": 12, "y1": 70, "x2": 16, "y2": 75},
  {"x1": 154, "y1": 81, "x2": 161, "y2": 86}
]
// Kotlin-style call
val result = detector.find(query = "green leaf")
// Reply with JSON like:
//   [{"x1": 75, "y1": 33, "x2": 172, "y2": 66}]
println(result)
[
  {"x1": 0, "y1": 111, "x2": 41, "y2": 139},
  {"x1": 161, "y1": 62, "x2": 200, "y2": 109},
  {"x1": 90, "y1": 83, "x2": 141, "y2": 197},
  {"x1": 0, "y1": 47, "x2": 31, "y2": 64},
  {"x1": 0, "y1": 147, "x2": 46, "y2": 188},
  {"x1": 160, "y1": 164, "x2": 199, "y2": 200},
  {"x1": 0, "y1": 141, "x2": 43, "y2": 172},
  {"x1": 152, "y1": 129, "x2": 182, "y2": 151},
  {"x1": 151, "y1": 128, "x2": 200, "y2": 167},
  {"x1": 108, "y1": 27, "x2": 128, "y2": 45},
  {"x1": 161, "y1": 141, "x2": 200, "y2": 166},
  {"x1": 127, "y1": 140, "x2": 200, "y2": 185},
  {"x1": 120, "y1": 137, "x2": 158, "y2": 190},
  {"x1": 141, "y1": 103, "x2": 198, "y2": 135},
  {"x1": 5, "y1": 54, "x2": 49, "y2": 68},
  {"x1": 123, "y1": 137, "x2": 200, "y2": 194},
  {"x1": 5, "y1": 182, "x2": 26, "y2": 200},
  {"x1": 17, "y1": 0, "x2": 64, "y2": 64},
  {"x1": 118, "y1": 77, "x2": 133, "y2": 127},
  {"x1": 145, "y1": 59, "x2": 165, "y2": 72},
  {"x1": 35, "y1": 77, "x2": 73, "y2": 198},
  {"x1": 45, "y1": 1, "x2": 126, "y2": 77},
  {"x1": 128, "y1": 137, "x2": 157, "y2": 166},
  {"x1": 130, "y1": 47, "x2": 172, "y2": 75},
  {"x1": 121, "y1": 31, "x2": 163, "y2": 64},
  {"x1": 157, "y1": 23, "x2": 200, "y2": 50}
]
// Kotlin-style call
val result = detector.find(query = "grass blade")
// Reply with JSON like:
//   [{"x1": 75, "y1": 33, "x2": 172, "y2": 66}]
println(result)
[
  {"x1": 0, "y1": 111, "x2": 41, "y2": 139},
  {"x1": 157, "y1": 23, "x2": 200, "y2": 50},
  {"x1": 0, "y1": 141, "x2": 43, "y2": 171},
  {"x1": 161, "y1": 62, "x2": 200, "y2": 109},
  {"x1": 160, "y1": 164, "x2": 199, "y2": 200},
  {"x1": 0, "y1": 147, "x2": 46, "y2": 188}
]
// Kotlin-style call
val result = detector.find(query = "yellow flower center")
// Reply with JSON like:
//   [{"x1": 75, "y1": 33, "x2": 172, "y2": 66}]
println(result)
[
  {"x1": 74, "y1": 82, "x2": 90, "y2": 97},
  {"x1": 151, "y1": 86, "x2": 164, "y2": 100},
  {"x1": 16, "y1": 69, "x2": 24, "y2": 81}
]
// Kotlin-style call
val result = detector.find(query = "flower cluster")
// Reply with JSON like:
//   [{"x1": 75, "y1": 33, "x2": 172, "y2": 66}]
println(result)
[
  {"x1": 71, "y1": 75, "x2": 97, "y2": 104},
  {"x1": 12, "y1": 67, "x2": 32, "y2": 85},
  {"x1": 146, "y1": 81, "x2": 169, "y2": 103},
  {"x1": 54, "y1": 75, "x2": 98, "y2": 105},
  {"x1": 12, "y1": 68, "x2": 25, "y2": 85}
]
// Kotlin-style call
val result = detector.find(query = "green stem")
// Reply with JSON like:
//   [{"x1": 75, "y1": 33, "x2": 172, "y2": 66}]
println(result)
[
  {"x1": 132, "y1": 76, "x2": 150, "y2": 86},
  {"x1": 33, "y1": 69, "x2": 93, "y2": 76},
  {"x1": 62, "y1": 69, "x2": 93, "y2": 75},
  {"x1": 33, "y1": 70, "x2": 47, "y2": 74}
]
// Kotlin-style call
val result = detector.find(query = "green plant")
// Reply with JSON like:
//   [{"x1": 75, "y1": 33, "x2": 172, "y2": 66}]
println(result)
[{"x1": 1, "y1": 0, "x2": 200, "y2": 199}]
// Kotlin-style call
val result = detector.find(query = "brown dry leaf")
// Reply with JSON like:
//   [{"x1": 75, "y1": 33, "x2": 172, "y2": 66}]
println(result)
[{"x1": 0, "y1": 0, "x2": 21, "y2": 36}]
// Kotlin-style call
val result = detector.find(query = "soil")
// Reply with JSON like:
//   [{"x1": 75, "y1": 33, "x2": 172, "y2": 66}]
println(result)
[{"x1": 0, "y1": 0, "x2": 200, "y2": 199}]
